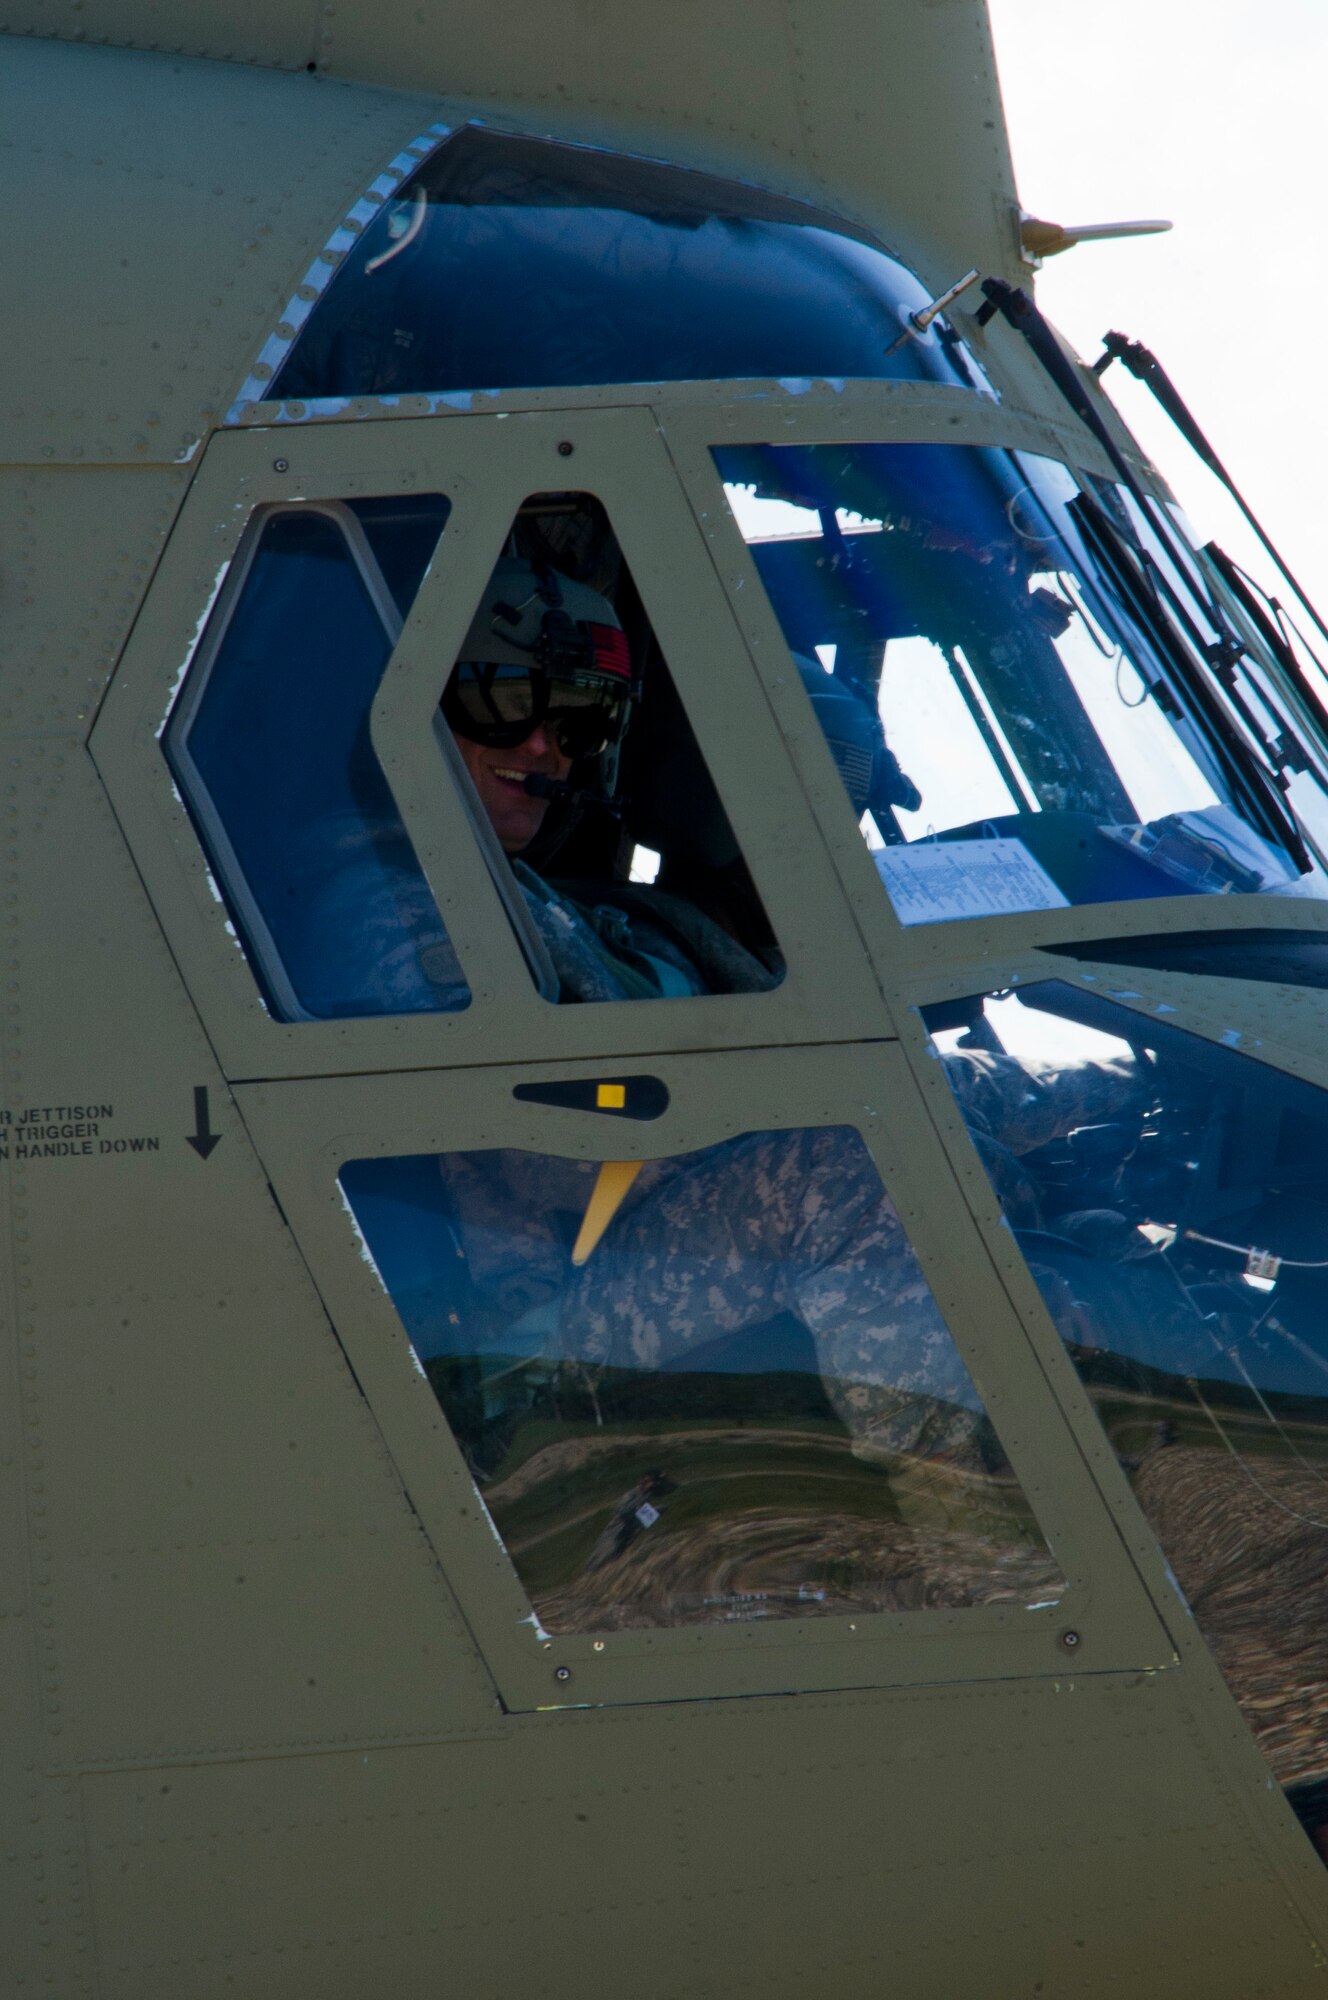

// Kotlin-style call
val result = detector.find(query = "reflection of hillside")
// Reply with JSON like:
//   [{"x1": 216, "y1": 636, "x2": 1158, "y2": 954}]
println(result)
[
  {"x1": 1072, "y1": 1342, "x2": 1328, "y2": 1458},
  {"x1": 480, "y1": 1397, "x2": 1061, "y2": 1635},
  {"x1": 1076, "y1": 1351, "x2": 1328, "y2": 1793},
  {"x1": 532, "y1": 1507, "x2": 1065, "y2": 1632},
  {"x1": 1132, "y1": 1444, "x2": 1328, "y2": 1791}
]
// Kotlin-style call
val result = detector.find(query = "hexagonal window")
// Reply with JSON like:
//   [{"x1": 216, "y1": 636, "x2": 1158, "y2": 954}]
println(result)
[
  {"x1": 339, "y1": 1127, "x2": 1064, "y2": 1634},
  {"x1": 164, "y1": 494, "x2": 466, "y2": 1021},
  {"x1": 432, "y1": 490, "x2": 783, "y2": 1005}
]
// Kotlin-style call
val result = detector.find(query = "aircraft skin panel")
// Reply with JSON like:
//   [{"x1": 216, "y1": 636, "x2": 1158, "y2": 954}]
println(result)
[
  {"x1": 1, "y1": 37, "x2": 436, "y2": 471},
  {"x1": 1, "y1": 748, "x2": 498, "y2": 1765},
  {"x1": 0, "y1": 1, "x2": 1021, "y2": 295},
  {"x1": 0, "y1": 465, "x2": 189, "y2": 735},
  {"x1": 77, "y1": 1677, "x2": 1320, "y2": 1999}
]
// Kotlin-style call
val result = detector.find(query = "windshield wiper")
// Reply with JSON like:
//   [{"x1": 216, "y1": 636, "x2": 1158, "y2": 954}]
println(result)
[
  {"x1": 1069, "y1": 488, "x2": 1312, "y2": 874},
  {"x1": 979, "y1": 277, "x2": 1313, "y2": 875},
  {"x1": 1094, "y1": 331, "x2": 1328, "y2": 661},
  {"x1": 1203, "y1": 543, "x2": 1328, "y2": 780}
]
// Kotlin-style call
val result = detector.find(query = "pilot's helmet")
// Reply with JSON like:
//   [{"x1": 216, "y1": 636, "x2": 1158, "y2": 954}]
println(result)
[
  {"x1": 441, "y1": 558, "x2": 636, "y2": 862},
  {"x1": 442, "y1": 557, "x2": 634, "y2": 774}
]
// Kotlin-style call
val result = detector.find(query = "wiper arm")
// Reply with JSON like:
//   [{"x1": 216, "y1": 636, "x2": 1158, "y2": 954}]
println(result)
[
  {"x1": 1069, "y1": 490, "x2": 1312, "y2": 875},
  {"x1": 1204, "y1": 543, "x2": 1328, "y2": 780},
  {"x1": 979, "y1": 282, "x2": 1250, "y2": 658},
  {"x1": 1128, "y1": 535, "x2": 1311, "y2": 789},
  {"x1": 1094, "y1": 331, "x2": 1328, "y2": 659},
  {"x1": 979, "y1": 276, "x2": 1312, "y2": 875}
]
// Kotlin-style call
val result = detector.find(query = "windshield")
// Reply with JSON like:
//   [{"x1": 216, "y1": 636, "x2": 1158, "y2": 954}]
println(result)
[
  {"x1": 272, "y1": 126, "x2": 990, "y2": 402},
  {"x1": 714, "y1": 441, "x2": 1328, "y2": 924}
]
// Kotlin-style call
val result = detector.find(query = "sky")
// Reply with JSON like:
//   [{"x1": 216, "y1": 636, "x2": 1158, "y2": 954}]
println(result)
[{"x1": 987, "y1": 0, "x2": 1328, "y2": 622}]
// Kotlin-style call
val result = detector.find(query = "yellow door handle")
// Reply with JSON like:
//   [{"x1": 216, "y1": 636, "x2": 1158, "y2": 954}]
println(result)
[{"x1": 570, "y1": 1160, "x2": 643, "y2": 1267}]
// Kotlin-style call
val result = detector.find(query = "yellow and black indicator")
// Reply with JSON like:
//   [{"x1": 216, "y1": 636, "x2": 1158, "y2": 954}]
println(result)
[{"x1": 512, "y1": 1075, "x2": 669, "y2": 1120}]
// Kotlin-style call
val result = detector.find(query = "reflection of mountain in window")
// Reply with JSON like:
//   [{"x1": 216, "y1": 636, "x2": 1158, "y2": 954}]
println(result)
[{"x1": 341, "y1": 1127, "x2": 1062, "y2": 1634}]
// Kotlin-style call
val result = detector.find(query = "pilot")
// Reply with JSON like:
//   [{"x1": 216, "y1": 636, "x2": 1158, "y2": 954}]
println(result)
[{"x1": 442, "y1": 556, "x2": 781, "y2": 1003}]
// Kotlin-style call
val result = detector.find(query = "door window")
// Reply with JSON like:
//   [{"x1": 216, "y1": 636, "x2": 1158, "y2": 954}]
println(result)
[
  {"x1": 432, "y1": 491, "x2": 783, "y2": 1005},
  {"x1": 341, "y1": 1125, "x2": 1063, "y2": 1634}
]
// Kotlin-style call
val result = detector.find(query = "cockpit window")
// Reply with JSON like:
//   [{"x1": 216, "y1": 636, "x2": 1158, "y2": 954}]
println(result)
[
  {"x1": 340, "y1": 1127, "x2": 1062, "y2": 1633},
  {"x1": 166, "y1": 488, "x2": 781, "y2": 1021},
  {"x1": 439, "y1": 492, "x2": 783, "y2": 1004},
  {"x1": 715, "y1": 442, "x2": 1328, "y2": 923},
  {"x1": 271, "y1": 126, "x2": 989, "y2": 401},
  {"x1": 164, "y1": 496, "x2": 467, "y2": 1021},
  {"x1": 925, "y1": 982, "x2": 1328, "y2": 1859}
]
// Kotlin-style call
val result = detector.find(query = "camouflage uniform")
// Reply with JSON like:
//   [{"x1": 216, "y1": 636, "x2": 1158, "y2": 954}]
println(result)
[
  {"x1": 437, "y1": 898, "x2": 1144, "y2": 1453},
  {"x1": 442, "y1": 1042, "x2": 1143, "y2": 1460},
  {"x1": 514, "y1": 863, "x2": 781, "y2": 1003}
]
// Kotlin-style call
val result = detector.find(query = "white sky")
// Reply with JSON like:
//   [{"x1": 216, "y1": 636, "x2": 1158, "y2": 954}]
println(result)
[{"x1": 988, "y1": 0, "x2": 1328, "y2": 622}]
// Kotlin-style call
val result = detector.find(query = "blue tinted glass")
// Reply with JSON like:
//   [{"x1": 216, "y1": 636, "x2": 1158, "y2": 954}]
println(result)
[
  {"x1": 168, "y1": 505, "x2": 468, "y2": 1020},
  {"x1": 274, "y1": 128, "x2": 989, "y2": 400},
  {"x1": 715, "y1": 442, "x2": 1328, "y2": 923},
  {"x1": 340, "y1": 1131, "x2": 1061, "y2": 1634},
  {"x1": 926, "y1": 981, "x2": 1328, "y2": 1852},
  {"x1": 348, "y1": 494, "x2": 453, "y2": 617}
]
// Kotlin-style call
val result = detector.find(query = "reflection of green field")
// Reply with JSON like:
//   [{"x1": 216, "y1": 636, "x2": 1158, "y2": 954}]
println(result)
[
  {"x1": 484, "y1": 1417, "x2": 1052, "y2": 1620},
  {"x1": 1095, "y1": 1387, "x2": 1328, "y2": 1464},
  {"x1": 432, "y1": 1354, "x2": 1060, "y2": 1631},
  {"x1": 493, "y1": 1427, "x2": 894, "y2": 1589}
]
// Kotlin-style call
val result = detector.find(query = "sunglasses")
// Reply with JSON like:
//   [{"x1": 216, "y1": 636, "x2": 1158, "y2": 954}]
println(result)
[{"x1": 443, "y1": 663, "x2": 631, "y2": 760}]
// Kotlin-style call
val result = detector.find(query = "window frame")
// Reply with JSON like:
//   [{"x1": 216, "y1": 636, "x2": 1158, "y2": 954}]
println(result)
[
  {"x1": 161, "y1": 497, "x2": 552, "y2": 1021},
  {"x1": 236, "y1": 1039, "x2": 1174, "y2": 1711},
  {"x1": 91, "y1": 403, "x2": 892, "y2": 1082},
  {"x1": 654, "y1": 386, "x2": 1324, "y2": 987}
]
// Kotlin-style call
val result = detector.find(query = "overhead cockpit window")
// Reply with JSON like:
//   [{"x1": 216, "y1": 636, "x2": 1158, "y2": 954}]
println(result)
[
  {"x1": 269, "y1": 126, "x2": 989, "y2": 401},
  {"x1": 715, "y1": 443, "x2": 1328, "y2": 924},
  {"x1": 340, "y1": 1128, "x2": 1062, "y2": 1633},
  {"x1": 438, "y1": 492, "x2": 783, "y2": 1004},
  {"x1": 165, "y1": 496, "x2": 467, "y2": 1020},
  {"x1": 925, "y1": 982, "x2": 1328, "y2": 1860}
]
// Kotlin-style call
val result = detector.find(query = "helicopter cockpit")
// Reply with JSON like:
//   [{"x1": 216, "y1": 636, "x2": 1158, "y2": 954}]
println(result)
[
  {"x1": 20, "y1": 6, "x2": 1328, "y2": 1977},
  {"x1": 225, "y1": 121, "x2": 1328, "y2": 945},
  {"x1": 114, "y1": 105, "x2": 1328, "y2": 1785},
  {"x1": 715, "y1": 439, "x2": 1328, "y2": 925}
]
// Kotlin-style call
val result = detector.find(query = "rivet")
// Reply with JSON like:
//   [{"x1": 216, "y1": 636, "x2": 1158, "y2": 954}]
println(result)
[
  {"x1": 592, "y1": 1640, "x2": 605, "y2": 1652},
  {"x1": 554, "y1": 1665, "x2": 572, "y2": 1682},
  {"x1": 1060, "y1": 1628, "x2": 1081, "y2": 1651},
  {"x1": 272, "y1": 458, "x2": 289, "y2": 474},
  {"x1": 556, "y1": 441, "x2": 574, "y2": 458}
]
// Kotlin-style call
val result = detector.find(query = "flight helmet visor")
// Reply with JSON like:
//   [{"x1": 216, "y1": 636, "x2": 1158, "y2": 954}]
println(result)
[
  {"x1": 441, "y1": 559, "x2": 635, "y2": 764},
  {"x1": 444, "y1": 660, "x2": 631, "y2": 758}
]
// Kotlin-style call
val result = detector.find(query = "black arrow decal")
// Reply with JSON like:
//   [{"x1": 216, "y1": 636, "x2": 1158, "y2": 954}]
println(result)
[{"x1": 186, "y1": 1085, "x2": 221, "y2": 1160}]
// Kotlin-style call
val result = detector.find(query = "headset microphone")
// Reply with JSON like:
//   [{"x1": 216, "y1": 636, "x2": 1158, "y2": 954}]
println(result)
[{"x1": 523, "y1": 773, "x2": 624, "y2": 818}]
